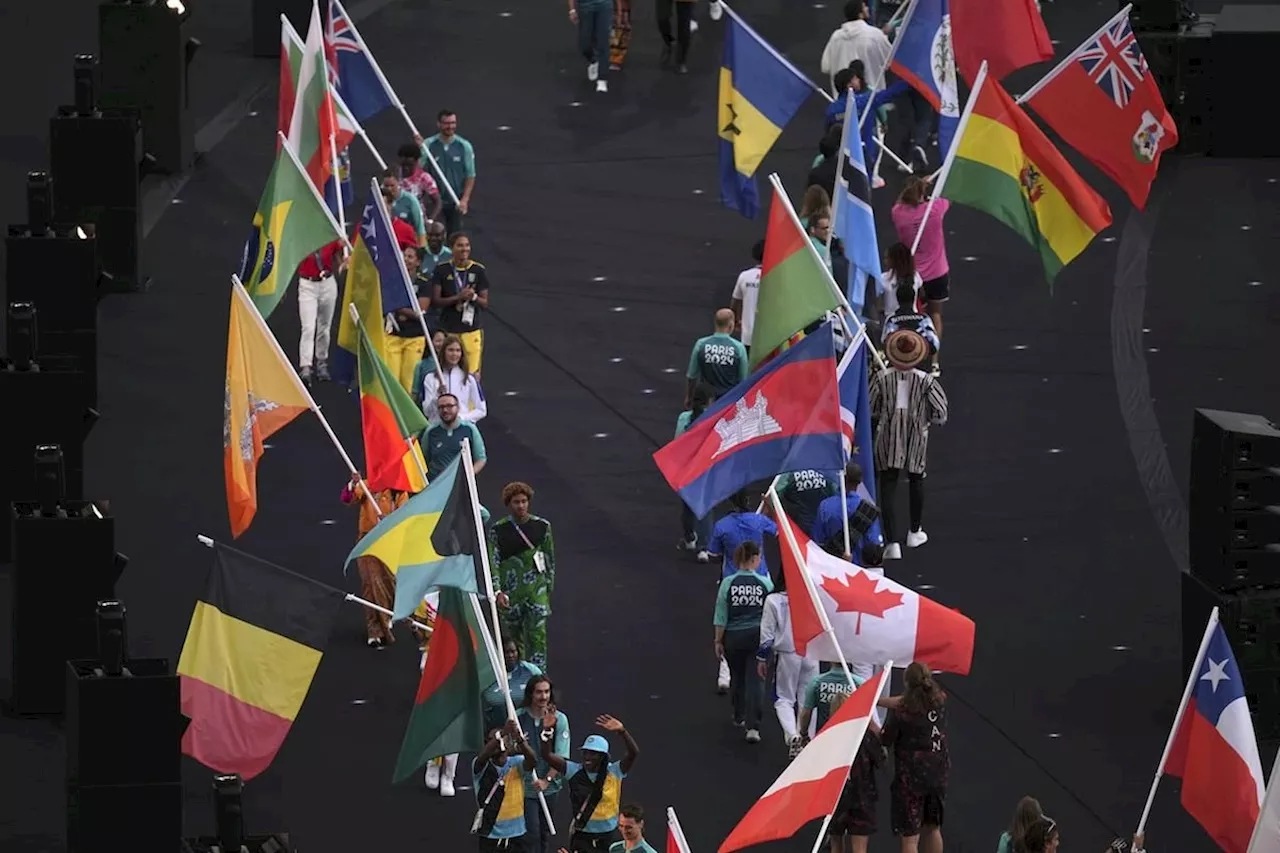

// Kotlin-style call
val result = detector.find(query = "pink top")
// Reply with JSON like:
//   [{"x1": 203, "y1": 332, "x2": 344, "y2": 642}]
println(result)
[{"x1": 891, "y1": 198, "x2": 950, "y2": 282}]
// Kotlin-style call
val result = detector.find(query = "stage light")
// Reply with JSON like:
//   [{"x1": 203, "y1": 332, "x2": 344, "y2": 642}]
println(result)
[
  {"x1": 7, "y1": 302, "x2": 37, "y2": 370},
  {"x1": 94, "y1": 599, "x2": 127, "y2": 676},
  {"x1": 26, "y1": 171, "x2": 52, "y2": 233},
  {"x1": 34, "y1": 445, "x2": 66, "y2": 516},
  {"x1": 213, "y1": 774, "x2": 245, "y2": 852},
  {"x1": 73, "y1": 54, "x2": 98, "y2": 115}
]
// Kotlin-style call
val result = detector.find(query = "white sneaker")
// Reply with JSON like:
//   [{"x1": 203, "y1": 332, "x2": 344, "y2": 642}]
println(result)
[
  {"x1": 587, "y1": 61, "x2": 599, "y2": 81},
  {"x1": 424, "y1": 760, "x2": 440, "y2": 789},
  {"x1": 709, "y1": 0, "x2": 723, "y2": 19},
  {"x1": 697, "y1": 550, "x2": 710, "y2": 563},
  {"x1": 596, "y1": 79, "x2": 608, "y2": 93},
  {"x1": 884, "y1": 542, "x2": 903, "y2": 560},
  {"x1": 906, "y1": 529, "x2": 929, "y2": 548},
  {"x1": 440, "y1": 775, "x2": 455, "y2": 796},
  {"x1": 872, "y1": 176, "x2": 886, "y2": 189},
  {"x1": 441, "y1": 754, "x2": 458, "y2": 796},
  {"x1": 745, "y1": 728, "x2": 761, "y2": 743},
  {"x1": 690, "y1": 19, "x2": 699, "y2": 32},
  {"x1": 717, "y1": 658, "x2": 731, "y2": 693}
]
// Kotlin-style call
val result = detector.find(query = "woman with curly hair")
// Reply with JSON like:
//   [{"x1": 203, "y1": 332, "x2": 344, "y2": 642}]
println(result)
[{"x1": 489, "y1": 481, "x2": 557, "y2": 668}]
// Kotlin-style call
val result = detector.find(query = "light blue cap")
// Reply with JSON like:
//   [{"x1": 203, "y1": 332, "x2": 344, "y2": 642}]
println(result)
[{"x1": 581, "y1": 734, "x2": 610, "y2": 755}]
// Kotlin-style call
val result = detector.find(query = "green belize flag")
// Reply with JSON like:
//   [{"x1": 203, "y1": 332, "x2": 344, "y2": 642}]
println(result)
[
  {"x1": 392, "y1": 589, "x2": 497, "y2": 782},
  {"x1": 238, "y1": 143, "x2": 343, "y2": 318},
  {"x1": 749, "y1": 183, "x2": 842, "y2": 368}
]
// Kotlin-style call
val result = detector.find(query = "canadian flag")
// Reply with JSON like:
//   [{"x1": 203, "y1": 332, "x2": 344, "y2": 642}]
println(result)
[
  {"x1": 719, "y1": 668, "x2": 890, "y2": 852},
  {"x1": 668, "y1": 807, "x2": 694, "y2": 853},
  {"x1": 772, "y1": 498, "x2": 975, "y2": 675}
]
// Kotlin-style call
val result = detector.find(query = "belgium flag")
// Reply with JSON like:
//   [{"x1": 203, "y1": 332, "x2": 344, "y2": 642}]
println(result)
[{"x1": 178, "y1": 543, "x2": 344, "y2": 780}]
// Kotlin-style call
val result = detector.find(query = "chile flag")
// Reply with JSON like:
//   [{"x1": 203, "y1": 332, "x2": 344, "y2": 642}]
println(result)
[{"x1": 655, "y1": 323, "x2": 844, "y2": 520}]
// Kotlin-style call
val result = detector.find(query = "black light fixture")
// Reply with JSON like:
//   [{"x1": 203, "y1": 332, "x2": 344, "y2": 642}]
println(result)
[
  {"x1": 26, "y1": 171, "x2": 52, "y2": 233},
  {"x1": 213, "y1": 774, "x2": 245, "y2": 852},
  {"x1": 94, "y1": 599, "x2": 127, "y2": 676},
  {"x1": 33, "y1": 445, "x2": 65, "y2": 516},
  {"x1": 73, "y1": 54, "x2": 98, "y2": 116},
  {"x1": 7, "y1": 302, "x2": 38, "y2": 370}
]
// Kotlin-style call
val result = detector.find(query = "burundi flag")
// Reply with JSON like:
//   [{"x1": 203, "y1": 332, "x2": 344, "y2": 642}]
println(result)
[
  {"x1": 238, "y1": 137, "x2": 345, "y2": 318},
  {"x1": 225, "y1": 279, "x2": 312, "y2": 537},
  {"x1": 345, "y1": 455, "x2": 486, "y2": 619},
  {"x1": 938, "y1": 62, "x2": 1113, "y2": 283},
  {"x1": 392, "y1": 588, "x2": 496, "y2": 782},
  {"x1": 355, "y1": 315, "x2": 428, "y2": 493},
  {"x1": 287, "y1": 1, "x2": 341, "y2": 192},
  {"x1": 178, "y1": 542, "x2": 344, "y2": 780}
]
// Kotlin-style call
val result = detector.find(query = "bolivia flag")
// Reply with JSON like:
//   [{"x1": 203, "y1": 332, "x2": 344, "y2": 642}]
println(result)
[
  {"x1": 178, "y1": 543, "x2": 344, "y2": 780},
  {"x1": 940, "y1": 63, "x2": 1113, "y2": 283},
  {"x1": 355, "y1": 316, "x2": 428, "y2": 493},
  {"x1": 392, "y1": 588, "x2": 496, "y2": 782},
  {"x1": 345, "y1": 454, "x2": 486, "y2": 619},
  {"x1": 749, "y1": 184, "x2": 842, "y2": 369},
  {"x1": 224, "y1": 280, "x2": 312, "y2": 538}
]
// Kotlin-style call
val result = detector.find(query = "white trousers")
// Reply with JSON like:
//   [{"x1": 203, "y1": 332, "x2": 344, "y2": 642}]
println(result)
[
  {"x1": 297, "y1": 275, "x2": 337, "y2": 368},
  {"x1": 774, "y1": 651, "x2": 819, "y2": 740}
]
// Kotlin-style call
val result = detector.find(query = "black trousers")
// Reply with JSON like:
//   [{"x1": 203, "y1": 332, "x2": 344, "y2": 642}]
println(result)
[
  {"x1": 878, "y1": 468, "x2": 924, "y2": 542},
  {"x1": 655, "y1": 0, "x2": 693, "y2": 64},
  {"x1": 724, "y1": 628, "x2": 763, "y2": 728}
]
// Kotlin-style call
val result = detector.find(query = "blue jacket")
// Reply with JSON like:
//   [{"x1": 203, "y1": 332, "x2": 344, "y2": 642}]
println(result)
[{"x1": 825, "y1": 81, "x2": 910, "y2": 163}]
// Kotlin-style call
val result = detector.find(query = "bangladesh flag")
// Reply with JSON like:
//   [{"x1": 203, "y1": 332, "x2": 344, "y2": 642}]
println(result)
[
  {"x1": 392, "y1": 588, "x2": 496, "y2": 783},
  {"x1": 355, "y1": 316, "x2": 428, "y2": 493},
  {"x1": 749, "y1": 185, "x2": 842, "y2": 369}
]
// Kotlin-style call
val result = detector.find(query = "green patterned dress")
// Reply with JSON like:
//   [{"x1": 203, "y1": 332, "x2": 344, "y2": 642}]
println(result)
[{"x1": 488, "y1": 514, "x2": 555, "y2": 668}]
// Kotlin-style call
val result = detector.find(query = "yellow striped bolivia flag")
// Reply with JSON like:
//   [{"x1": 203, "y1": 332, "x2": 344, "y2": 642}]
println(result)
[
  {"x1": 177, "y1": 543, "x2": 344, "y2": 780},
  {"x1": 942, "y1": 69, "x2": 1113, "y2": 282}
]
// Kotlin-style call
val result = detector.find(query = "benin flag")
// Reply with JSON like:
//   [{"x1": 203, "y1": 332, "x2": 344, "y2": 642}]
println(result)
[
  {"x1": 345, "y1": 454, "x2": 485, "y2": 619},
  {"x1": 941, "y1": 65, "x2": 1113, "y2": 282},
  {"x1": 225, "y1": 280, "x2": 311, "y2": 537},
  {"x1": 356, "y1": 317, "x2": 428, "y2": 493},
  {"x1": 178, "y1": 543, "x2": 344, "y2": 780},
  {"x1": 749, "y1": 184, "x2": 841, "y2": 369},
  {"x1": 392, "y1": 588, "x2": 496, "y2": 782}
]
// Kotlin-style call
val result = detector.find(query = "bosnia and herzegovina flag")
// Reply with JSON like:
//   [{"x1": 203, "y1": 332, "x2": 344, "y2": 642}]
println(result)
[
  {"x1": 345, "y1": 454, "x2": 486, "y2": 619},
  {"x1": 178, "y1": 543, "x2": 344, "y2": 780},
  {"x1": 654, "y1": 323, "x2": 845, "y2": 519},
  {"x1": 332, "y1": 182, "x2": 414, "y2": 384},
  {"x1": 718, "y1": 7, "x2": 814, "y2": 218},
  {"x1": 355, "y1": 315, "x2": 428, "y2": 493},
  {"x1": 392, "y1": 588, "x2": 496, "y2": 783}
]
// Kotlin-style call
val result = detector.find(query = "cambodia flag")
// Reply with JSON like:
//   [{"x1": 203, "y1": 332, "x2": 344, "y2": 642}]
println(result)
[
  {"x1": 654, "y1": 323, "x2": 844, "y2": 520},
  {"x1": 1165, "y1": 617, "x2": 1265, "y2": 853}
]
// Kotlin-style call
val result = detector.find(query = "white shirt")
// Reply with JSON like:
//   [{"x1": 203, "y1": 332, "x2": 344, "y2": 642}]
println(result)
[
  {"x1": 731, "y1": 265, "x2": 762, "y2": 346},
  {"x1": 760, "y1": 592, "x2": 795, "y2": 655},
  {"x1": 881, "y1": 270, "x2": 923, "y2": 316},
  {"x1": 820, "y1": 20, "x2": 892, "y2": 95},
  {"x1": 421, "y1": 365, "x2": 487, "y2": 425}
]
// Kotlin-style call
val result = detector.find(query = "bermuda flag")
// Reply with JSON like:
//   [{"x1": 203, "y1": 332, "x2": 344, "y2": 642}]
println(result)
[
  {"x1": 654, "y1": 323, "x2": 845, "y2": 520},
  {"x1": 888, "y1": 0, "x2": 960, "y2": 159},
  {"x1": 776, "y1": 507, "x2": 975, "y2": 674},
  {"x1": 667, "y1": 807, "x2": 694, "y2": 853},
  {"x1": 719, "y1": 668, "x2": 890, "y2": 852},
  {"x1": 1162, "y1": 612, "x2": 1265, "y2": 853},
  {"x1": 837, "y1": 337, "x2": 882, "y2": 544},
  {"x1": 326, "y1": 0, "x2": 397, "y2": 123}
]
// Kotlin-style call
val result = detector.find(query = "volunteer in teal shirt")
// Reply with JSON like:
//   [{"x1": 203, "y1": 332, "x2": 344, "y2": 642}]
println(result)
[
  {"x1": 611, "y1": 803, "x2": 660, "y2": 853},
  {"x1": 686, "y1": 308, "x2": 748, "y2": 404},
  {"x1": 799, "y1": 664, "x2": 863, "y2": 735},
  {"x1": 381, "y1": 170, "x2": 425, "y2": 245},
  {"x1": 483, "y1": 638, "x2": 543, "y2": 730},
  {"x1": 714, "y1": 541, "x2": 774, "y2": 740}
]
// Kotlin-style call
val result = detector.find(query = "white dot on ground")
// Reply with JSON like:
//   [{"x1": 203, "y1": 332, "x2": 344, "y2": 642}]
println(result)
[
  {"x1": 692, "y1": 189, "x2": 705, "y2": 195},
  {"x1": 263, "y1": 443, "x2": 274, "y2": 449},
  {"x1": 499, "y1": 10, "x2": 513, "y2": 16},
  {"x1": 351, "y1": 699, "x2": 368, "y2": 705},
  {"x1": 609, "y1": 357, "x2": 624, "y2": 363},
  {"x1": 1269, "y1": 178, "x2": 1277, "y2": 183},
  {"x1": 918, "y1": 583, "x2": 936, "y2": 590},
  {"x1": 1111, "y1": 645, "x2": 1130, "y2": 651},
  {"x1": 612, "y1": 306, "x2": 628, "y2": 312},
  {"x1": 247, "y1": 110, "x2": 259, "y2": 117},
  {"x1": 503, "y1": 390, "x2": 519, "y2": 397},
  {"x1": 170, "y1": 198, "x2": 183, "y2": 205},
  {"x1": 1011, "y1": 344, "x2": 1028, "y2": 351},
  {"x1": 1143, "y1": 327, "x2": 1151, "y2": 333},
  {"x1": 320, "y1": 519, "x2": 337, "y2": 526},
  {"x1": 593, "y1": 432, "x2": 609, "y2": 439},
  {"x1": 1047, "y1": 448, "x2": 1064, "y2": 454},
  {"x1": 1241, "y1": 224, "x2": 1253, "y2": 230},
  {"x1": 1048, "y1": 733, "x2": 1062, "y2": 739},
  {"x1": 1051, "y1": 39, "x2": 1061, "y2": 45},
  {"x1": 1101, "y1": 236, "x2": 1116, "y2": 243},
  {"x1": 642, "y1": 389, "x2": 655, "y2": 394},
  {"x1": 569, "y1": 101, "x2": 582, "y2": 107},
  {"x1": 592, "y1": 275, "x2": 608, "y2": 282},
  {"x1": 1248, "y1": 281, "x2": 1262, "y2": 287},
  {"x1": 1147, "y1": 347, "x2": 1159, "y2": 353},
  {"x1": 962, "y1": 255, "x2": 979, "y2": 262},
  {"x1": 663, "y1": 367, "x2": 679, "y2": 373},
  {"x1": 497, "y1": 125, "x2": 511, "y2": 131}
]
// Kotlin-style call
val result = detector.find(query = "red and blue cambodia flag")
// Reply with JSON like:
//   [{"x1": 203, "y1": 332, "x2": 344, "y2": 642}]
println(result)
[{"x1": 654, "y1": 323, "x2": 844, "y2": 519}]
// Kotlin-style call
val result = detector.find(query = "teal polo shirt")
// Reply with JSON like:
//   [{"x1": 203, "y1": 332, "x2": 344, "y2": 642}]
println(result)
[
  {"x1": 391, "y1": 191, "x2": 425, "y2": 240},
  {"x1": 610, "y1": 842, "x2": 659, "y2": 853},
  {"x1": 423, "y1": 421, "x2": 486, "y2": 480},
  {"x1": 422, "y1": 245, "x2": 452, "y2": 276},
  {"x1": 687, "y1": 332, "x2": 747, "y2": 396},
  {"x1": 422, "y1": 134, "x2": 476, "y2": 207}
]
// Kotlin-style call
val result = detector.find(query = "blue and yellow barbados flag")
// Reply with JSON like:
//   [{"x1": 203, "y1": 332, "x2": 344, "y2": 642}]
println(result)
[
  {"x1": 718, "y1": 10, "x2": 815, "y2": 218},
  {"x1": 332, "y1": 181, "x2": 414, "y2": 384}
]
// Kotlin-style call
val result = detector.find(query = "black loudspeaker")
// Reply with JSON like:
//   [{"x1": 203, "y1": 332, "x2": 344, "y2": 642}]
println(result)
[
  {"x1": 1190, "y1": 409, "x2": 1280, "y2": 592},
  {"x1": 7, "y1": 503, "x2": 116, "y2": 715},
  {"x1": 66, "y1": 659, "x2": 182, "y2": 787},
  {"x1": 1208, "y1": 5, "x2": 1280, "y2": 157},
  {"x1": 49, "y1": 111, "x2": 144, "y2": 291},
  {"x1": 99, "y1": 1, "x2": 194, "y2": 174},
  {"x1": 252, "y1": 0, "x2": 312, "y2": 57},
  {"x1": 1131, "y1": 0, "x2": 1179, "y2": 31},
  {"x1": 67, "y1": 782, "x2": 184, "y2": 852},
  {"x1": 3, "y1": 231, "x2": 99, "y2": 332},
  {"x1": 1183, "y1": 572, "x2": 1280, "y2": 742},
  {"x1": 1136, "y1": 23, "x2": 1213, "y2": 156}
]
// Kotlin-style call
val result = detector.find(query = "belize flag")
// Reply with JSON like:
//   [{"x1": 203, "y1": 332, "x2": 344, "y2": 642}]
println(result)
[
  {"x1": 1164, "y1": 613, "x2": 1265, "y2": 853},
  {"x1": 655, "y1": 323, "x2": 844, "y2": 519},
  {"x1": 888, "y1": 0, "x2": 960, "y2": 160}
]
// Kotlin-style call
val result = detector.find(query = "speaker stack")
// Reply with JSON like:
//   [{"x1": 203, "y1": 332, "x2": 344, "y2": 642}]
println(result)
[{"x1": 1183, "y1": 409, "x2": 1280, "y2": 760}]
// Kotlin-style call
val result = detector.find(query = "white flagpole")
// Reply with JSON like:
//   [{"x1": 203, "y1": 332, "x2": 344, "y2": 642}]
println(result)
[
  {"x1": 1017, "y1": 4, "x2": 1134, "y2": 105},
  {"x1": 1135, "y1": 606, "x2": 1220, "y2": 837},
  {"x1": 668, "y1": 807, "x2": 694, "y2": 853},
  {"x1": 909, "y1": 61, "x2": 988, "y2": 256},
  {"x1": 1248, "y1": 744, "x2": 1280, "y2": 853}
]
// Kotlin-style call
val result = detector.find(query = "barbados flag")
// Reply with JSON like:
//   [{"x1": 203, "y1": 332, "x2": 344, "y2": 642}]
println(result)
[
  {"x1": 718, "y1": 7, "x2": 815, "y2": 219},
  {"x1": 332, "y1": 179, "x2": 414, "y2": 385}
]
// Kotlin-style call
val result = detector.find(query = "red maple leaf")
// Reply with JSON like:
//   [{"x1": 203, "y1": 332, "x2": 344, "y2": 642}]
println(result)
[{"x1": 821, "y1": 572, "x2": 905, "y2": 634}]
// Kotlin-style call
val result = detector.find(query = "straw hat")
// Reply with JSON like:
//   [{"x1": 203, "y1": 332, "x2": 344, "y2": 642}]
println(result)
[{"x1": 885, "y1": 330, "x2": 929, "y2": 371}]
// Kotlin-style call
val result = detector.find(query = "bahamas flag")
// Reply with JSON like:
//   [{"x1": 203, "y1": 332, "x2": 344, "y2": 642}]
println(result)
[
  {"x1": 345, "y1": 455, "x2": 486, "y2": 619},
  {"x1": 332, "y1": 180, "x2": 414, "y2": 384},
  {"x1": 718, "y1": 7, "x2": 815, "y2": 218}
]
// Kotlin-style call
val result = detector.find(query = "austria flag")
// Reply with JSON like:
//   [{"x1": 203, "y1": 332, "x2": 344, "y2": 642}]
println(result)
[
  {"x1": 720, "y1": 668, "x2": 890, "y2": 852},
  {"x1": 1164, "y1": 616, "x2": 1265, "y2": 853}
]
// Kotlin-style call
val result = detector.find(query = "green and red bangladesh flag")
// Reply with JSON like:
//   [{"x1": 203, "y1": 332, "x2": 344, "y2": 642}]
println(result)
[
  {"x1": 354, "y1": 315, "x2": 428, "y2": 493},
  {"x1": 392, "y1": 588, "x2": 497, "y2": 783}
]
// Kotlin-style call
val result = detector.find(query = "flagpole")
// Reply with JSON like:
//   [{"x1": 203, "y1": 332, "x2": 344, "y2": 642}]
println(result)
[
  {"x1": 231, "y1": 275, "x2": 382, "y2": 520},
  {"x1": 1248, "y1": 744, "x2": 1280, "y2": 853},
  {"x1": 718, "y1": 1, "x2": 834, "y2": 103},
  {"x1": 459, "y1": 438, "x2": 556, "y2": 833},
  {"x1": 1017, "y1": 5, "x2": 1133, "y2": 105},
  {"x1": 909, "y1": 62, "x2": 988, "y2": 256},
  {"x1": 1135, "y1": 607, "x2": 1220, "y2": 837},
  {"x1": 668, "y1": 807, "x2": 694, "y2": 853},
  {"x1": 860, "y1": 0, "x2": 918, "y2": 128},
  {"x1": 276, "y1": 132, "x2": 352, "y2": 252},
  {"x1": 367, "y1": 178, "x2": 446, "y2": 385}
]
